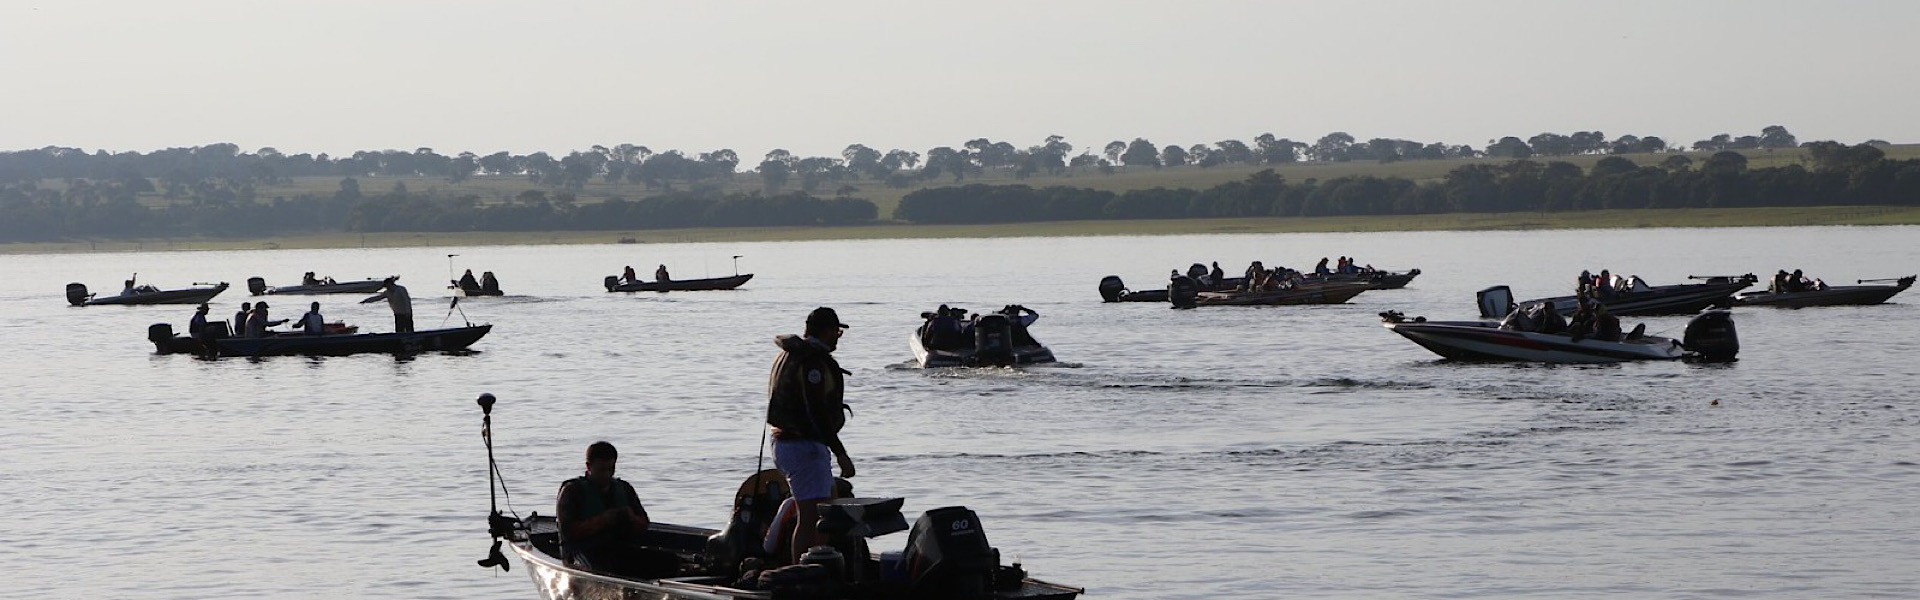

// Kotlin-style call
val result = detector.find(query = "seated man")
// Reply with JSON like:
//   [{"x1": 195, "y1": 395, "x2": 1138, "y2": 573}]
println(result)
[
  {"x1": 556, "y1": 441, "x2": 679, "y2": 579},
  {"x1": 1592, "y1": 305, "x2": 1623, "y2": 342},
  {"x1": 480, "y1": 271, "x2": 501, "y2": 293}
]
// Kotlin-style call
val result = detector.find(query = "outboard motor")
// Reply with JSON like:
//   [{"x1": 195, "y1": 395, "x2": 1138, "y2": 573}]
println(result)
[
  {"x1": 1476, "y1": 286, "x2": 1514, "y2": 319},
  {"x1": 148, "y1": 323, "x2": 174, "y2": 344},
  {"x1": 972, "y1": 314, "x2": 1015, "y2": 366},
  {"x1": 246, "y1": 276, "x2": 268, "y2": 296},
  {"x1": 1682, "y1": 310, "x2": 1739, "y2": 362},
  {"x1": 902, "y1": 506, "x2": 998, "y2": 600},
  {"x1": 1169, "y1": 276, "x2": 1199, "y2": 309},
  {"x1": 66, "y1": 283, "x2": 90, "y2": 306},
  {"x1": 1098, "y1": 275, "x2": 1127, "y2": 302},
  {"x1": 603, "y1": 275, "x2": 620, "y2": 292}
]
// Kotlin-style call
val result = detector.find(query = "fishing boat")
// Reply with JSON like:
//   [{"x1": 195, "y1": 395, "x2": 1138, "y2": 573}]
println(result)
[
  {"x1": 208, "y1": 324, "x2": 490, "y2": 357},
  {"x1": 1477, "y1": 274, "x2": 1757, "y2": 318},
  {"x1": 247, "y1": 275, "x2": 393, "y2": 296},
  {"x1": 910, "y1": 306, "x2": 1056, "y2": 367},
  {"x1": 605, "y1": 274, "x2": 754, "y2": 292},
  {"x1": 67, "y1": 281, "x2": 228, "y2": 306},
  {"x1": 472, "y1": 394, "x2": 1083, "y2": 600},
  {"x1": 1381, "y1": 310, "x2": 1739, "y2": 363},
  {"x1": 1188, "y1": 281, "x2": 1372, "y2": 307},
  {"x1": 1305, "y1": 268, "x2": 1421, "y2": 290},
  {"x1": 1734, "y1": 275, "x2": 1914, "y2": 308}
]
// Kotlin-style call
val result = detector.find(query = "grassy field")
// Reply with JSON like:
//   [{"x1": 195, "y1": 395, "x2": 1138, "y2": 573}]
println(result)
[
  {"x1": 96, "y1": 143, "x2": 1920, "y2": 219},
  {"x1": 8, "y1": 205, "x2": 1916, "y2": 255}
]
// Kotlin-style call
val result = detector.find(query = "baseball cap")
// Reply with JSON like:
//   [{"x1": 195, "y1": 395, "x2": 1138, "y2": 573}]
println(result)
[{"x1": 806, "y1": 307, "x2": 850, "y2": 330}]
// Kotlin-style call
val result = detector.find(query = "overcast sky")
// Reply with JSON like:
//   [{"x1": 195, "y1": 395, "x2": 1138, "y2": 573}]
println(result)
[{"x1": 3, "y1": 0, "x2": 1914, "y2": 161}]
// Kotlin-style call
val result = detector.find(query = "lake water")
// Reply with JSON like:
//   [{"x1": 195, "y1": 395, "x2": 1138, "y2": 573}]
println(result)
[{"x1": 3, "y1": 226, "x2": 1917, "y2": 600}]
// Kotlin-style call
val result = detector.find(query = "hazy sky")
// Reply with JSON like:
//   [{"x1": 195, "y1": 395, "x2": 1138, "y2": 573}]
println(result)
[{"x1": 3, "y1": 1, "x2": 1915, "y2": 161}]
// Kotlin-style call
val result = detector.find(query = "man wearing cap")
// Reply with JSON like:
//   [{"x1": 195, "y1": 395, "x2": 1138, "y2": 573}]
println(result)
[
  {"x1": 189, "y1": 304, "x2": 213, "y2": 348},
  {"x1": 765, "y1": 306, "x2": 855, "y2": 563},
  {"x1": 362, "y1": 277, "x2": 413, "y2": 333}
]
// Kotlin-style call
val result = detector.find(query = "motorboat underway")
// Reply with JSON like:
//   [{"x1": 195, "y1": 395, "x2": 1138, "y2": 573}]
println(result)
[
  {"x1": 605, "y1": 273, "x2": 753, "y2": 292},
  {"x1": 1187, "y1": 281, "x2": 1371, "y2": 307},
  {"x1": 67, "y1": 281, "x2": 228, "y2": 306},
  {"x1": 451, "y1": 271, "x2": 505, "y2": 297},
  {"x1": 247, "y1": 275, "x2": 393, "y2": 296},
  {"x1": 911, "y1": 305, "x2": 1055, "y2": 367},
  {"x1": 1304, "y1": 268, "x2": 1421, "y2": 290},
  {"x1": 1477, "y1": 274, "x2": 1756, "y2": 318},
  {"x1": 1735, "y1": 275, "x2": 1914, "y2": 308},
  {"x1": 1097, "y1": 275, "x2": 1170, "y2": 302},
  {"x1": 1381, "y1": 310, "x2": 1738, "y2": 363},
  {"x1": 472, "y1": 394, "x2": 1082, "y2": 600}
]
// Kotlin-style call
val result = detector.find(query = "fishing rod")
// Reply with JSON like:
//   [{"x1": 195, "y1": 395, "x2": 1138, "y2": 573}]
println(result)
[{"x1": 477, "y1": 393, "x2": 514, "y2": 571}]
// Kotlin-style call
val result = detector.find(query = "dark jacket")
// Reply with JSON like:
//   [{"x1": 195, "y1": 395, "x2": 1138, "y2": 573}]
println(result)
[
  {"x1": 556, "y1": 476, "x2": 646, "y2": 556},
  {"x1": 766, "y1": 334, "x2": 849, "y2": 455}
]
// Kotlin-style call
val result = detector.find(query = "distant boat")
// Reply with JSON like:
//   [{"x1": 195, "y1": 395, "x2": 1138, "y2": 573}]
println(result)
[
  {"x1": 1381, "y1": 310, "x2": 1739, "y2": 363},
  {"x1": 248, "y1": 276, "x2": 393, "y2": 296},
  {"x1": 68, "y1": 281, "x2": 228, "y2": 306},
  {"x1": 604, "y1": 273, "x2": 753, "y2": 292},
  {"x1": 1479, "y1": 274, "x2": 1757, "y2": 318},
  {"x1": 1734, "y1": 275, "x2": 1914, "y2": 308},
  {"x1": 1188, "y1": 281, "x2": 1372, "y2": 307},
  {"x1": 910, "y1": 306, "x2": 1056, "y2": 368}
]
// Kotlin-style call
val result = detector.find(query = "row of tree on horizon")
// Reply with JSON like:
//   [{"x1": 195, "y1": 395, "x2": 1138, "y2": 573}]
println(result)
[
  {"x1": 0, "y1": 126, "x2": 1862, "y2": 201},
  {"x1": 2, "y1": 141, "x2": 1909, "y2": 242}
]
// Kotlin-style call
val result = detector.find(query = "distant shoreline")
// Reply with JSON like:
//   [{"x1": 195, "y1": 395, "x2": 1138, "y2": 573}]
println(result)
[{"x1": 4, "y1": 206, "x2": 1915, "y2": 255}]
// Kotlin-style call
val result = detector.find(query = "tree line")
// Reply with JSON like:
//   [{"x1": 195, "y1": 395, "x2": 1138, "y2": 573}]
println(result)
[
  {"x1": 0, "y1": 178, "x2": 875, "y2": 241},
  {"x1": 894, "y1": 143, "x2": 1920, "y2": 224}
]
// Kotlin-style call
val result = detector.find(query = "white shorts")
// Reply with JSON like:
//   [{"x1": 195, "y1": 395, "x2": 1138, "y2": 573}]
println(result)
[{"x1": 772, "y1": 438, "x2": 834, "y2": 501}]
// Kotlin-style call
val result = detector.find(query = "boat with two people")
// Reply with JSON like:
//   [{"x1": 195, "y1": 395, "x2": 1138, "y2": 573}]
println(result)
[
  {"x1": 1183, "y1": 281, "x2": 1373, "y2": 308},
  {"x1": 1476, "y1": 272, "x2": 1758, "y2": 318},
  {"x1": 606, "y1": 259, "x2": 753, "y2": 292},
  {"x1": 910, "y1": 304, "x2": 1056, "y2": 367},
  {"x1": 470, "y1": 394, "x2": 1082, "y2": 600},
  {"x1": 1735, "y1": 271, "x2": 1915, "y2": 308},
  {"x1": 247, "y1": 273, "x2": 395, "y2": 296},
  {"x1": 149, "y1": 299, "x2": 490, "y2": 357},
  {"x1": 1380, "y1": 307, "x2": 1739, "y2": 363},
  {"x1": 67, "y1": 276, "x2": 228, "y2": 306},
  {"x1": 451, "y1": 270, "x2": 505, "y2": 297}
]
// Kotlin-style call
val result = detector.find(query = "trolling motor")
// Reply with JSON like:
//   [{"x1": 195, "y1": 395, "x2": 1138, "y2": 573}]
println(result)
[{"x1": 477, "y1": 393, "x2": 514, "y2": 571}]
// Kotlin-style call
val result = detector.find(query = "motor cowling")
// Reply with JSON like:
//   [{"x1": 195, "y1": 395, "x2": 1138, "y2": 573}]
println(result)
[
  {"x1": 148, "y1": 323, "x2": 174, "y2": 344},
  {"x1": 1477, "y1": 286, "x2": 1514, "y2": 319},
  {"x1": 66, "y1": 283, "x2": 90, "y2": 306},
  {"x1": 603, "y1": 275, "x2": 620, "y2": 292},
  {"x1": 1098, "y1": 276, "x2": 1126, "y2": 302},
  {"x1": 1683, "y1": 310, "x2": 1738, "y2": 361},
  {"x1": 247, "y1": 276, "x2": 268, "y2": 296},
  {"x1": 1169, "y1": 276, "x2": 1199, "y2": 309},
  {"x1": 902, "y1": 506, "x2": 997, "y2": 599},
  {"x1": 972, "y1": 314, "x2": 1014, "y2": 365}
]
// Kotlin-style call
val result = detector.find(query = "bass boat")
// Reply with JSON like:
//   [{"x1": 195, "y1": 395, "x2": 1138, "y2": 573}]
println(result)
[
  {"x1": 911, "y1": 306, "x2": 1056, "y2": 367},
  {"x1": 151, "y1": 321, "x2": 489, "y2": 357},
  {"x1": 605, "y1": 273, "x2": 753, "y2": 292},
  {"x1": 1477, "y1": 274, "x2": 1757, "y2": 318},
  {"x1": 472, "y1": 394, "x2": 1083, "y2": 600},
  {"x1": 1381, "y1": 310, "x2": 1738, "y2": 363},
  {"x1": 1186, "y1": 281, "x2": 1372, "y2": 307},
  {"x1": 248, "y1": 276, "x2": 393, "y2": 296},
  {"x1": 67, "y1": 281, "x2": 228, "y2": 306},
  {"x1": 1304, "y1": 268, "x2": 1421, "y2": 290},
  {"x1": 1734, "y1": 275, "x2": 1914, "y2": 308}
]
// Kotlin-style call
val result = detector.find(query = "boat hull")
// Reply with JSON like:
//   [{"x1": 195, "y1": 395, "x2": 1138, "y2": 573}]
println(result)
[
  {"x1": 1385, "y1": 320, "x2": 1685, "y2": 363},
  {"x1": 1502, "y1": 279, "x2": 1754, "y2": 317},
  {"x1": 909, "y1": 329, "x2": 1056, "y2": 368},
  {"x1": 1193, "y1": 282, "x2": 1370, "y2": 306},
  {"x1": 257, "y1": 279, "x2": 391, "y2": 295},
  {"x1": 1735, "y1": 277, "x2": 1913, "y2": 307},
  {"x1": 610, "y1": 274, "x2": 753, "y2": 292},
  {"x1": 208, "y1": 324, "x2": 491, "y2": 357}
]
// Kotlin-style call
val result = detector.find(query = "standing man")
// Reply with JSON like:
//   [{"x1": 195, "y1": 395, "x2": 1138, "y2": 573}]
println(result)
[
  {"x1": 765, "y1": 307, "x2": 854, "y2": 563},
  {"x1": 233, "y1": 302, "x2": 252, "y2": 337},
  {"x1": 363, "y1": 277, "x2": 413, "y2": 333}
]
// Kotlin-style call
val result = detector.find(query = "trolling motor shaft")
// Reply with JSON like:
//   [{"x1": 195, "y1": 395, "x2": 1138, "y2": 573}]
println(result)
[{"x1": 477, "y1": 392, "x2": 513, "y2": 571}]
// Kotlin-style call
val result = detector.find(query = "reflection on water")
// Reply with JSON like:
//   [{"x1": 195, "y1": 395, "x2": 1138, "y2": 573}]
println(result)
[{"x1": 3, "y1": 226, "x2": 1918, "y2": 599}]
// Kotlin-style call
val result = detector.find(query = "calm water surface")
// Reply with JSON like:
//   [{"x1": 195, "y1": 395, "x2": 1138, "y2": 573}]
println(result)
[{"x1": 3, "y1": 227, "x2": 1917, "y2": 599}]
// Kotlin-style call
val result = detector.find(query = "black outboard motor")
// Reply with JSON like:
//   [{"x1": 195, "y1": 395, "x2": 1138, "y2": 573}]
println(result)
[
  {"x1": 603, "y1": 275, "x2": 620, "y2": 292},
  {"x1": 972, "y1": 314, "x2": 1015, "y2": 366},
  {"x1": 66, "y1": 283, "x2": 90, "y2": 306},
  {"x1": 148, "y1": 323, "x2": 174, "y2": 344},
  {"x1": 1169, "y1": 275, "x2": 1199, "y2": 309},
  {"x1": 903, "y1": 506, "x2": 998, "y2": 600},
  {"x1": 1476, "y1": 286, "x2": 1514, "y2": 319},
  {"x1": 1098, "y1": 275, "x2": 1127, "y2": 302},
  {"x1": 1682, "y1": 310, "x2": 1738, "y2": 361},
  {"x1": 247, "y1": 276, "x2": 268, "y2": 296}
]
